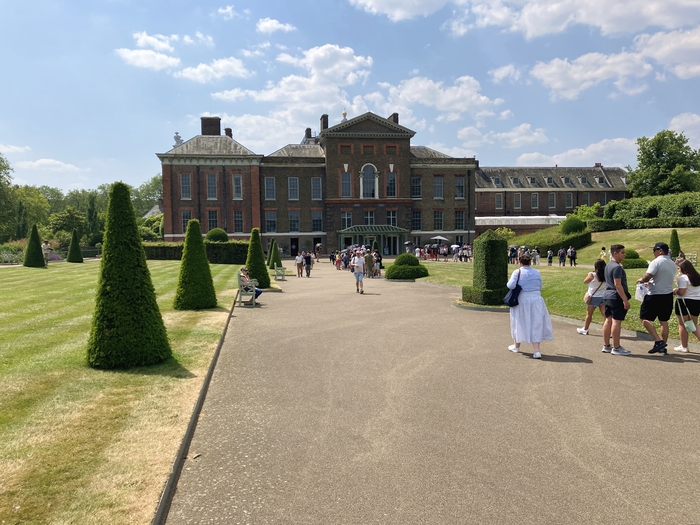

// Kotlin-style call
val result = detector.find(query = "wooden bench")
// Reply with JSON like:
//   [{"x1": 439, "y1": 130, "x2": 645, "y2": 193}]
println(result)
[
  {"x1": 274, "y1": 263, "x2": 286, "y2": 281},
  {"x1": 685, "y1": 253, "x2": 698, "y2": 264},
  {"x1": 237, "y1": 275, "x2": 259, "y2": 307}
]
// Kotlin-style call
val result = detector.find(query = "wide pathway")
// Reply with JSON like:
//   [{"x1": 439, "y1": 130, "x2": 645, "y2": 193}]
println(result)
[{"x1": 167, "y1": 260, "x2": 700, "y2": 525}]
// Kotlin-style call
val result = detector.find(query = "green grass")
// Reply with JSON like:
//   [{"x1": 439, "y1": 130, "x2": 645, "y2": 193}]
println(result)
[{"x1": 0, "y1": 260, "x2": 241, "y2": 524}]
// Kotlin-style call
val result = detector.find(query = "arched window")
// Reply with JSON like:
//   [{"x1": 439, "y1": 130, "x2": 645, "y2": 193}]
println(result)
[{"x1": 361, "y1": 164, "x2": 377, "y2": 198}]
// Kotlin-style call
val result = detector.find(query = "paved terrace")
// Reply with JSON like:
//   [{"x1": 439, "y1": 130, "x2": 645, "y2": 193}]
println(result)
[{"x1": 166, "y1": 260, "x2": 700, "y2": 525}]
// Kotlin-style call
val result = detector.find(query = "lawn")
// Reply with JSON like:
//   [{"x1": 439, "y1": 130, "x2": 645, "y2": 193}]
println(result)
[
  {"x1": 576, "y1": 227, "x2": 700, "y2": 263},
  {"x1": 0, "y1": 260, "x2": 241, "y2": 525}
]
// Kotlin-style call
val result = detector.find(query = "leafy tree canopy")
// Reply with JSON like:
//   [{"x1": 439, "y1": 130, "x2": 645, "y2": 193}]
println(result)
[
  {"x1": 627, "y1": 130, "x2": 700, "y2": 197},
  {"x1": 49, "y1": 206, "x2": 87, "y2": 236},
  {"x1": 494, "y1": 227, "x2": 516, "y2": 241},
  {"x1": 570, "y1": 202, "x2": 601, "y2": 221},
  {"x1": 0, "y1": 153, "x2": 15, "y2": 242}
]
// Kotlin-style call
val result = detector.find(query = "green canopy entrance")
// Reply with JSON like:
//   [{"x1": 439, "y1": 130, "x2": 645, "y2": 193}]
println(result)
[{"x1": 336, "y1": 225, "x2": 410, "y2": 256}]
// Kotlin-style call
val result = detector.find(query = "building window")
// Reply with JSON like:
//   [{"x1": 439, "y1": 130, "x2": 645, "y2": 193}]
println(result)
[
  {"x1": 206, "y1": 173, "x2": 217, "y2": 200},
  {"x1": 565, "y1": 192, "x2": 573, "y2": 208},
  {"x1": 434, "y1": 176, "x2": 444, "y2": 199},
  {"x1": 387, "y1": 210, "x2": 397, "y2": 226},
  {"x1": 411, "y1": 177, "x2": 422, "y2": 198},
  {"x1": 265, "y1": 177, "x2": 276, "y2": 200},
  {"x1": 547, "y1": 177, "x2": 555, "y2": 187},
  {"x1": 180, "y1": 173, "x2": 191, "y2": 200},
  {"x1": 341, "y1": 172, "x2": 352, "y2": 198},
  {"x1": 495, "y1": 193, "x2": 503, "y2": 210},
  {"x1": 434, "y1": 210, "x2": 443, "y2": 230},
  {"x1": 288, "y1": 177, "x2": 299, "y2": 200},
  {"x1": 493, "y1": 176, "x2": 501, "y2": 187},
  {"x1": 341, "y1": 211, "x2": 352, "y2": 229},
  {"x1": 362, "y1": 165, "x2": 376, "y2": 198},
  {"x1": 363, "y1": 145, "x2": 375, "y2": 155},
  {"x1": 181, "y1": 209, "x2": 192, "y2": 233},
  {"x1": 233, "y1": 210, "x2": 243, "y2": 232},
  {"x1": 412, "y1": 211, "x2": 422, "y2": 230},
  {"x1": 548, "y1": 193, "x2": 556, "y2": 209},
  {"x1": 455, "y1": 210, "x2": 465, "y2": 230},
  {"x1": 340, "y1": 144, "x2": 352, "y2": 155},
  {"x1": 532, "y1": 193, "x2": 539, "y2": 209},
  {"x1": 312, "y1": 210, "x2": 323, "y2": 231},
  {"x1": 386, "y1": 172, "x2": 396, "y2": 198},
  {"x1": 600, "y1": 192, "x2": 607, "y2": 206},
  {"x1": 385, "y1": 145, "x2": 397, "y2": 155},
  {"x1": 455, "y1": 176, "x2": 465, "y2": 199},
  {"x1": 582, "y1": 192, "x2": 590, "y2": 206},
  {"x1": 265, "y1": 211, "x2": 276, "y2": 232},
  {"x1": 208, "y1": 210, "x2": 218, "y2": 231},
  {"x1": 232, "y1": 175, "x2": 242, "y2": 200},
  {"x1": 289, "y1": 211, "x2": 300, "y2": 232},
  {"x1": 514, "y1": 193, "x2": 521, "y2": 209},
  {"x1": 311, "y1": 177, "x2": 322, "y2": 200},
  {"x1": 364, "y1": 211, "x2": 375, "y2": 225}
]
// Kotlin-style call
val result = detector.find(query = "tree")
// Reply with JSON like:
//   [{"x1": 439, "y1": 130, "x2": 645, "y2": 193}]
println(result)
[
  {"x1": 37, "y1": 185, "x2": 66, "y2": 214},
  {"x1": 132, "y1": 174, "x2": 162, "y2": 217},
  {"x1": 269, "y1": 240, "x2": 283, "y2": 270},
  {"x1": 66, "y1": 229, "x2": 84, "y2": 263},
  {"x1": 14, "y1": 200, "x2": 28, "y2": 240},
  {"x1": 494, "y1": 227, "x2": 516, "y2": 241},
  {"x1": 173, "y1": 219, "x2": 217, "y2": 310},
  {"x1": 0, "y1": 153, "x2": 16, "y2": 242},
  {"x1": 627, "y1": 130, "x2": 700, "y2": 197},
  {"x1": 267, "y1": 239, "x2": 277, "y2": 268},
  {"x1": 670, "y1": 229, "x2": 681, "y2": 259},
  {"x1": 245, "y1": 228, "x2": 270, "y2": 288},
  {"x1": 49, "y1": 206, "x2": 86, "y2": 237},
  {"x1": 570, "y1": 203, "x2": 601, "y2": 221},
  {"x1": 23, "y1": 224, "x2": 46, "y2": 268},
  {"x1": 87, "y1": 182, "x2": 171, "y2": 369}
]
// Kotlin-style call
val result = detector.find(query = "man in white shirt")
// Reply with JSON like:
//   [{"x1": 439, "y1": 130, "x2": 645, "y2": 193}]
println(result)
[
  {"x1": 351, "y1": 250, "x2": 365, "y2": 294},
  {"x1": 637, "y1": 241, "x2": 677, "y2": 354}
]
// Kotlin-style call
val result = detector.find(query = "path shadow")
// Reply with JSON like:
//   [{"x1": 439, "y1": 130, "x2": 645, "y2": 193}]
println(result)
[
  {"x1": 629, "y1": 352, "x2": 700, "y2": 363},
  {"x1": 113, "y1": 357, "x2": 196, "y2": 379},
  {"x1": 520, "y1": 353, "x2": 593, "y2": 363}
]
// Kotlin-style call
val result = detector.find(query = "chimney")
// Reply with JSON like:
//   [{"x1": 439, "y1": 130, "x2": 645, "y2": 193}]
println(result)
[
  {"x1": 389, "y1": 113, "x2": 399, "y2": 124},
  {"x1": 224, "y1": 127, "x2": 233, "y2": 138},
  {"x1": 201, "y1": 116, "x2": 221, "y2": 136},
  {"x1": 305, "y1": 127, "x2": 312, "y2": 139},
  {"x1": 594, "y1": 162, "x2": 603, "y2": 168},
  {"x1": 320, "y1": 114, "x2": 329, "y2": 131}
]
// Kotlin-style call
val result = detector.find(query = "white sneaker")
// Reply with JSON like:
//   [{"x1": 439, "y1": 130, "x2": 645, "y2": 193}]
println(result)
[
  {"x1": 532, "y1": 351, "x2": 542, "y2": 359},
  {"x1": 674, "y1": 345, "x2": 689, "y2": 353},
  {"x1": 611, "y1": 346, "x2": 631, "y2": 356},
  {"x1": 508, "y1": 344, "x2": 520, "y2": 352},
  {"x1": 576, "y1": 328, "x2": 589, "y2": 335},
  {"x1": 602, "y1": 345, "x2": 613, "y2": 353}
]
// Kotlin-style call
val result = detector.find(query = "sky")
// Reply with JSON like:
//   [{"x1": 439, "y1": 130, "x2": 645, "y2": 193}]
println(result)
[{"x1": 2, "y1": 0, "x2": 700, "y2": 192}]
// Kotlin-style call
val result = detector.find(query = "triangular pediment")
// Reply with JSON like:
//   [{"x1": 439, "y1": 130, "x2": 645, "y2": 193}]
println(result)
[{"x1": 322, "y1": 112, "x2": 415, "y2": 138}]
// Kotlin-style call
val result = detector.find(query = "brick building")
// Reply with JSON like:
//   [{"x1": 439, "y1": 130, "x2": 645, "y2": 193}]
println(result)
[{"x1": 158, "y1": 112, "x2": 478, "y2": 256}]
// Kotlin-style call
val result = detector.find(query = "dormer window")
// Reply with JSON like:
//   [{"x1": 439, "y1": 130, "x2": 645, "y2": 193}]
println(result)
[
  {"x1": 493, "y1": 177, "x2": 504, "y2": 188},
  {"x1": 512, "y1": 177, "x2": 523, "y2": 188},
  {"x1": 563, "y1": 176, "x2": 575, "y2": 188},
  {"x1": 529, "y1": 177, "x2": 540, "y2": 187},
  {"x1": 547, "y1": 176, "x2": 555, "y2": 187}
]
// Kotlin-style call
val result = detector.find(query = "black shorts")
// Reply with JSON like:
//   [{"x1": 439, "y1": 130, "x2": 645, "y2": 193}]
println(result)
[
  {"x1": 675, "y1": 298, "x2": 700, "y2": 317},
  {"x1": 639, "y1": 293, "x2": 674, "y2": 322},
  {"x1": 604, "y1": 298, "x2": 628, "y2": 321}
]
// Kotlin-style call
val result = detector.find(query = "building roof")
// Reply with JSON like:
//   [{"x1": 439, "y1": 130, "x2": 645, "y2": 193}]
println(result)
[
  {"x1": 161, "y1": 135, "x2": 257, "y2": 156},
  {"x1": 475, "y1": 166, "x2": 627, "y2": 190},
  {"x1": 320, "y1": 112, "x2": 416, "y2": 139},
  {"x1": 410, "y1": 146, "x2": 453, "y2": 159},
  {"x1": 267, "y1": 144, "x2": 325, "y2": 158}
]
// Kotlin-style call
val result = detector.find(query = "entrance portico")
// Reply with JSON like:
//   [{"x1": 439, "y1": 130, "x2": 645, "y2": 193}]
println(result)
[{"x1": 336, "y1": 225, "x2": 409, "y2": 255}]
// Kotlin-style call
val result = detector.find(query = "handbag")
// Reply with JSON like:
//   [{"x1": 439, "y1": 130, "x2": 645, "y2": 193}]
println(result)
[
  {"x1": 504, "y1": 269, "x2": 522, "y2": 307},
  {"x1": 584, "y1": 281, "x2": 604, "y2": 304},
  {"x1": 678, "y1": 297, "x2": 697, "y2": 333}
]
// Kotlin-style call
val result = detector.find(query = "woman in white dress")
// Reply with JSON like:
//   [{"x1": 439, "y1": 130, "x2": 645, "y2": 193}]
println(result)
[
  {"x1": 577, "y1": 259, "x2": 607, "y2": 335},
  {"x1": 673, "y1": 259, "x2": 700, "y2": 352},
  {"x1": 507, "y1": 253, "x2": 553, "y2": 359}
]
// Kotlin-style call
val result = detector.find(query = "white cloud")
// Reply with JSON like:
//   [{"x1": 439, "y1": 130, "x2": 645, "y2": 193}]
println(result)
[
  {"x1": 515, "y1": 137, "x2": 637, "y2": 166},
  {"x1": 276, "y1": 44, "x2": 372, "y2": 85},
  {"x1": 492, "y1": 123, "x2": 548, "y2": 148},
  {"x1": 457, "y1": 125, "x2": 492, "y2": 147},
  {"x1": 349, "y1": 0, "x2": 451, "y2": 22},
  {"x1": 217, "y1": 5, "x2": 242, "y2": 20},
  {"x1": 670, "y1": 112, "x2": 700, "y2": 148},
  {"x1": 183, "y1": 32, "x2": 214, "y2": 47},
  {"x1": 634, "y1": 26, "x2": 700, "y2": 79},
  {"x1": 489, "y1": 64, "x2": 520, "y2": 84},
  {"x1": 426, "y1": 142, "x2": 475, "y2": 157},
  {"x1": 241, "y1": 41, "x2": 271, "y2": 58},
  {"x1": 530, "y1": 51, "x2": 652, "y2": 100},
  {"x1": 15, "y1": 159, "x2": 82, "y2": 171},
  {"x1": 0, "y1": 144, "x2": 31, "y2": 153},
  {"x1": 174, "y1": 57, "x2": 250, "y2": 83},
  {"x1": 132, "y1": 31, "x2": 178, "y2": 52},
  {"x1": 498, "y1": 109, "x2": 513, "y2": 119},
  {"x1": 115, "y1": 49, "x2": 181, "y2": 70},
  {"x1": 256, "y1": 18, "x2": 297, "y2": 34}
]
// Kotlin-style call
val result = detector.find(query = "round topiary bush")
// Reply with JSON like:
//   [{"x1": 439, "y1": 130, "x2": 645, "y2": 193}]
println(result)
[
  {"x1": 561, "y1": 216, "x2": 586, "y2": 235},
  {"x1": 625, "y1": 249, "x2": 640, "y2": 259},
  {"x1": 66, "y1": 228, "x2": 84, "y2": 263},
  {"x1": 23, "y1": 224, "x2": 46, "y2": 268},
  {"x1": 173, "y1": 219, "x2": 217, "y2": 310},
  {"x1": 622, "y1": 258, "x2": 648, "y2": 269},
  {"x1": 394, "y1": 253, "x2": 420, "y2": 266},
  {"x1": 205, "y1": 227, "x2": 229, "y2": 243},
  {"x1": 385, "y1": 264, "x2": 429, "y2": 280}
]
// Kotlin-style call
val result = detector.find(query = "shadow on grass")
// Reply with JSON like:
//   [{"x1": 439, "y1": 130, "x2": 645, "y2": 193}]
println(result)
[{"x1": 109, "y1": 357, "x2": 196, "y2": 379}]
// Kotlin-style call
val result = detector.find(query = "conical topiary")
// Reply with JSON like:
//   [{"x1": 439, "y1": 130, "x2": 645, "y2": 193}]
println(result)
[
  {"x1": 23, "y1": 224, "x2": 46, "y2": 268},
  {"x1": 670, "y1": 229, "x2": 681, "y2": 259},
  {"x1": 269, "y1": 240, "x2": 283, "y2": 270},
  {"x1": 66, "y1": 229, "x2": 84, "y2": 263},
  {"x1": 267, "y1": 238, "x2": 276, "y2": 268},
  {"x1": 173, "y1": 219, "x2": 217, "y2": 310},
  {"x1": 246, "y1": 228, "x2": 270, "y2": 288},
  {"x1": 87, "y1": 182, "x2": 171, "y2": 369}
]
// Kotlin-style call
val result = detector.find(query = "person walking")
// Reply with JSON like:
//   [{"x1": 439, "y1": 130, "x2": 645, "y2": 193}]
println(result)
[
  {"x1": 602, "y1": 245, "x2": 632, "y2": 355},
  {"x1": 577, "y1": 259, "x2": 606, "y2": 335},
  {"x1": 558, "y1": 247, "x2": 566, "y2": 267},
  {"x1": 295, "y1": 252, "x2": 304, "y2": 278},
  {"x1": 351, "y1": 250, "x2": 365, "y2": 294},
  {"x1": 41, "y1": 240, "x2": 52, "y2": 265},
  {"x1": 636, "y1": 241, "x2": 676, "y2": 355},
  {"x1": 599, "y1": 246, "x2": 608, "y2": 262},
  {"x1": 672, "y1": 259, "x2": 700, "y2": 352},
  {"x1": 303, "y1": 251, "x2": 313, "y2": 277},
  {"x1": 506, "y1": 253, "x2": 553, "y2": 359}
]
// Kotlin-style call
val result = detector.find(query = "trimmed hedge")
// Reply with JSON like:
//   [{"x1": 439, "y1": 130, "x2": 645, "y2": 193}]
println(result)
[
  {"x1": 66, "y1": 229, "x2": 84, "y2": 263},
  {"x1": 173, "y1": 219, "x2": 217, "y2": 310},
  {"x1": 514, "y1": 226, "x2": 592, "y2": 254},
  {"x1": 268, "y1": 240, "x2": 283, "y2": 270},
  {"x1": 385, "y1": 264, "x2": 429, "y2": 280},
  {"x1": 622, "y1": 258, "x2": 649, "y2": 269},
  {"x1": 626, "y1": 249, "x2": 640, "y2": 259},
  {"x1": 394, "y1": 253, "x2": 421, "y2": 266},
  {"x1": 463, "y1": 229, "x2": 509, "y2": 306},
  {"x1": 604, "y1": 192, "x2": 700, "y2": 222},
  {"x1": 561, "y1": 216, "x2": 586, "y2": 235},
  {"x1": 624, "y1": 217, "x2": 700, "y2": 229},
  {"x1": 143, "y1": 241, "x2": 248, "y2": 264},
  {"x1": 205, "y1": 227, "x2": 229, "y2": 242},
  {"x1": 246, "y1": 228, "x2": 270, "y2": 288},
  {"x1": 587, "y1": 219, "x2": 625, "y2": 232},
  {"x1": 462, "y1": 286, "x2": 509, "y2": 306},
  {"x1": 23, "y1": 224, "x2": 45, "y2": 268}
]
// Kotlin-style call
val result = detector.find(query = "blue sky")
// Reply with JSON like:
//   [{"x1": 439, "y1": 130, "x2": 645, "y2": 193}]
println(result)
[{"x1": 2, "y1": 0, "x2": 700, "y2": 191}]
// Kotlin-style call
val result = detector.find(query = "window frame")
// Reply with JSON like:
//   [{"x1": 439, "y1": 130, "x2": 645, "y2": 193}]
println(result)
[
  {"x1": 265, "y1": 210, "x2": 277, "y2": 232},
  {"x1": 288, "y1": 177, "x2": 299, "y2": 201},
  {"x1": 312, "y1": 210, "x2": 323, "y2": 231},
  {"x1": 386, "y1": 172, "x2": 397, "y2": 198},
  {"x1": 454, "y1": 210, "x2": 465, "y2": 230},
  {"x1": 341, "y1": 211, "x2": 352, "y2": 229},
  {"x1": 548, "y1": 192, "x2": 556, "y2": 209},
  {"x1": 531, "y1": 193, "x2": 539, "y2": 209},
  {"x1": 288, "y1": 211, "x2": 300, "y2": 232},
  {"x1": 495, "y1": 193, "x2": 503, "y2": 210},
  {"x1": 180, "y1": 173, "x2": 191, "y2": 200},
  {"x1": 206, "y1": 173, "x2": 217, "y2": 200},
  {"x1": 264, "y1": 177, "x2": 276, "y2": 200},
  {"x1": 565, "y1": 192, "x2": 573, "y2": 208},
  {"x1": 387, "y1": 210, "x2": 397, "y2": 227},
  {"x1": 181, "y1": 209, "x2": 192, "y2": 234},
  {"x1": 411, "y1": 210, "x2": 422, "y2": 231},
  {"x1": 433, "y1": 210, "x2": 443, "y2": 230},
  {"x1": 455, "y1": 176, "x2": 465, "y2": 199},
  {"x1": 232, "y1": 174, "x2": 242, "y2": 200},
  {"x1": 433, "y1": 176, "x2": 444, "y2": 200},
  {"x1": 411, "y1": 177, "x2": 422, "y2": 199},
  {"x1": 341, "y1": 172, "x2": 352, "y2": 198},
  {"x1": 233, "y1": 210, "x2": 243, "y2": 233},
  {"x1": 311, "y1": 177, "x2": 322, "y2": 200},
  {"x1": 364, "y1": 210, "x2": 375, "y2": 225},
  {"x1": 207, "y1": 209, "x2": 218, "y2": 231},
  {"x1": 514, "y1": 193, "x2": 521, "y2": 210}
]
